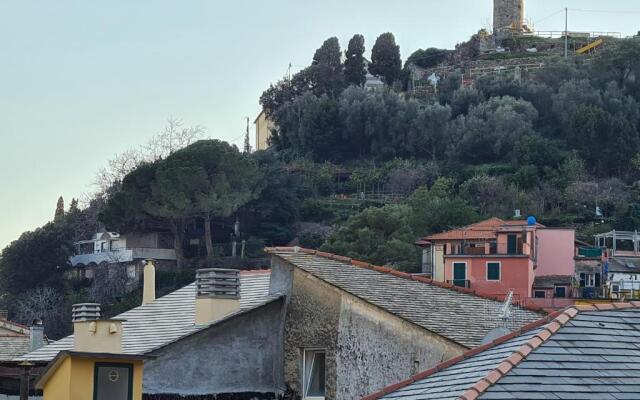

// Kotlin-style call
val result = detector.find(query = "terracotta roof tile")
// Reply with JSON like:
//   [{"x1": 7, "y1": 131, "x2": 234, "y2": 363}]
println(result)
[{"x1": 365, "y1": 303, "x2": 640, "y2": 400}]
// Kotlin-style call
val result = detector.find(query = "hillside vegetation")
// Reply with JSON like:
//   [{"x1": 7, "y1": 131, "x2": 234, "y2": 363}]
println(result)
[{"x1": 2, "y1": 33, "x2": 640, "y2": 338}]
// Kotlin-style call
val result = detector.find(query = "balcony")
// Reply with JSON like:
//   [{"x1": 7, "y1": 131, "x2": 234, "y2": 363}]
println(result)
[
  {"x1": 70, "y1": 249, "x2": 133, "y2": 266},
  {"x1": 70, "y1": 248, "x2": 176, "y2": 267},
  {"x1": 447, "y1": 279, "x2": 471, "y2": 289}
]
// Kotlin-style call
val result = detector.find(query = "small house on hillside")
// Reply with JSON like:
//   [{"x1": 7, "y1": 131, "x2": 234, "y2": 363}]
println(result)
[
  {"x1": 18, "y1": 248, "x2": 543, "y2": 400},
  {"x1": 70, "y1": 231, "x2": 176, "y2": 279}
]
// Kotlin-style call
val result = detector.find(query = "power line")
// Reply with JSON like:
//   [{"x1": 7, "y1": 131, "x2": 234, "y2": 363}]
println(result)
[
  {"x1": 569, "y1": 8, "x2": 640, "y2": 14},
  {"x1": 533, "y1": 9, "x2": 565, "y2": 24}
]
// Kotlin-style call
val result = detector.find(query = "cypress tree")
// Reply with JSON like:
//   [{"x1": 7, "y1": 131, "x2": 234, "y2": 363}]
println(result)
[{"x1": 344, "y1": 34, "x2": 367, "y2": 86}]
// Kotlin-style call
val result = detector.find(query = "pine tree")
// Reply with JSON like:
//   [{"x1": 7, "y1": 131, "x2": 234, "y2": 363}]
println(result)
[
  {"x1": 54, "y1": 196, "x2": 65, "y2": 222},
  {"x1": 344, "y1": 34, "x2": 367, "y2": 86},
  {"x1": 370, "y1": 33, "x2": 402, "y2": 85}
]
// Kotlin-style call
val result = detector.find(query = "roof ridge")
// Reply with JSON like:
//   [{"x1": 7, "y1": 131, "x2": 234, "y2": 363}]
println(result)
[
  {"x1": 264, "y1": 247, "x2": 544, "y2": 313},
  {"x1": 360, "y1": 302, "x2": 640, "y2": 400},
  {"x1": 0, "y1": 319, "x2": 30, "y2": 333}
]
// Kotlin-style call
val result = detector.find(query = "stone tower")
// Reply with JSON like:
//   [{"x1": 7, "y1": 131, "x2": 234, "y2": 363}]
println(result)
[{"x1": 493, "y1": 0, "x2": 525, "y2": 37}]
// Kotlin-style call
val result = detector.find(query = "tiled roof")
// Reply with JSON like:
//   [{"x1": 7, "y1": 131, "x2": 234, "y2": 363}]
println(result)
[
  {"x1": 419, "y1": 218, "x2": 543, "y2": 242},
  {"x1": 365, "y1": 303, "x2": 640, "y2": 400},
  {"x1": 532, "y1": 275, "x2": 573, "y2": 288},
  {"x1": 0, "y1": 319, "x2": 32, "y2": 361},
  {"x1": 0, "y1": 335, "x2": 31, "y2": 361},
  {"x1": 267, "y1": 248, "x2": 543, "y2": 348},
  {"x1": 17, "y1": 270, "x2": 275, "y2": 362}
]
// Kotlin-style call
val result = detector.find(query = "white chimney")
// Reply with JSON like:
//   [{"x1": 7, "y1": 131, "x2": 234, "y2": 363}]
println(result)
[
  {"x1": 142, "y1": 260, "x2": 156, "y2": 305},
  {"x1": 194, "y1": 268, "x2": 241, "y2": 325}
]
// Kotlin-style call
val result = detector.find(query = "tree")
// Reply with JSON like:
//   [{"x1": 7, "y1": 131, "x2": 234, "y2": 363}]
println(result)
[
  {"x1": 321, "y1": 204, "x2": 418, "y2": 271},
  {"x1": 313, "y1": 37, "x2": 342, "y2": 69},
  {"x1": 406, "y1": 48, "x2": 448, "y2": 69},
  {"x1": 370, "y1": 33, "x2": 402, "y2": 85},
  {"x1": 145, "y1": 140, "x2": 263, "y2": 264},
  {"x1": 0, "y1": 222, "x2": 72, "y2": 297},
  {"x1": 14, "y1": 287, "x2": 65, "y2": 339},
  {"x1": 95, "y1": 118, "x2": 203, "y2": 194},
  {"x1": 407, "y1": 179, "x2": 479, "y2": 235},
  {"x1": 344, "y1": 34, "x2": 366, "y2": 86},
  {"x1": 240, "y1": 151, "x2": 303, "y2": 245},
  {"x1": 54, "y1": 196, "x2": 65, "y2": 222},
  {"x1": 452, "y1": 96, "x2": 538, "y2": 164}
]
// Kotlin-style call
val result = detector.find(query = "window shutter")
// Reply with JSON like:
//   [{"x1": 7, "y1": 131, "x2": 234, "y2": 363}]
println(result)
[
  {"x1": 595, "y1": 273, "x2": 601, "y2": 287},
  {"x1": 579, "y1": 273, "x2": 586, "y2": 288}
]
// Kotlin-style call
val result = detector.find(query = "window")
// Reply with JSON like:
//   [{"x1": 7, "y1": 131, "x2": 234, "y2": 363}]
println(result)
[
  {"x1": 580, "y1": 273, "x2": 601, "y2": 288},
  {"x1": 534, "y1": 290, "x2": 546, "y2": 298},
  {"x1": 507, "y1": 235, "x2": 517, "y2": 254},
  {"x1": 303, "y1": 349, "x2": 325, "y2": 399},
  {"x1": 126, "y1": 265, "x2": 136, "y2": 279},
  {"x1": 487, "y1": 262, "x2": 500, "y2": 281},
  {"x1": 452, "y1": 262, "x2": 467, "y2": 288},
  {"x1": 554, "y1": 286, "x2": 567, "y2": 298}
]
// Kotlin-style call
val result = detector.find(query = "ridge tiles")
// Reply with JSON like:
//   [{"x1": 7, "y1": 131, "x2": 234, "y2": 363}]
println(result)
[{"x1": 360, "y1": 302, "x2": 640, "y2": 400}]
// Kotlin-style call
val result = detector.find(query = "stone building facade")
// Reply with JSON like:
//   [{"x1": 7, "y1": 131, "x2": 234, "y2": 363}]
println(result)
[{"x1": 493, "y1": 0, "x2": 525, "y2": 38}]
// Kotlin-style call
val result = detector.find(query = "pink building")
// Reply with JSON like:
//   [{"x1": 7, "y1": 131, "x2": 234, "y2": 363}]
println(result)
[{"x1": 417, "y1": 218, "x2": 575, "y2": 305}]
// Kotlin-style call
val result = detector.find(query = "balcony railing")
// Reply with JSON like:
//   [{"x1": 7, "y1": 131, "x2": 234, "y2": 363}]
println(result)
[
  {"x1": 70, "y1": 248, "x2": 176, "y2": 266},
  {"x1": 447, "y1": 279, "x2": 471, "y2": 289}
]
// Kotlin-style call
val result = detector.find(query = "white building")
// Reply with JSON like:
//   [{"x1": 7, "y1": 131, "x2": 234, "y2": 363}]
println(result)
[{"x1": 71, "y1": 231, "x2": 176, "y2": 278}]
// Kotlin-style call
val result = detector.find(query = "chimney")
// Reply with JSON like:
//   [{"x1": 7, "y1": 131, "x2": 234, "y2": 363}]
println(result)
[
  {"x1": 142, "y1": 260, "x2": 156, "y2": 305},
  {"x1": 29, "y1": 320, "x2": 45, "y2": 351},
  {"x1": 71, "y1": 303, "x2": 123, "y2": 354},
  {"x1": 0, "y1": 310, "x2": 7, "y2": 321},
  {"x1": 194, "y1": 268, "x2": 241, "y2": 325}
]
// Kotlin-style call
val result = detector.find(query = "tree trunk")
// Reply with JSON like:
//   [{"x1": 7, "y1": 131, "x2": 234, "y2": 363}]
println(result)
[
  {"x1": 170, "y1": 219, "x2": 185, "y2": 268},
  {"x1": 204, "y1": 214, "x2": 215, "y2": 266}
]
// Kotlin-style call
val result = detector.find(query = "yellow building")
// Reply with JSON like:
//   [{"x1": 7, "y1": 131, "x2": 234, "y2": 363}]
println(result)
[
  {"x1": 35, "y1": 305, "x2": 149, "y2": 400},
  {"x1": 36, "y1": 351, "x2": 146, "y2": 400},
  {"x1": 254, "y1": 110, "x2": 275, "y2": 151}
]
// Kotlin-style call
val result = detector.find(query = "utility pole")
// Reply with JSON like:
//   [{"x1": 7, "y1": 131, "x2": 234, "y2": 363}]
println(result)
[{"x1": 564, "y1": 7, "x2": 569, "y2": 59}]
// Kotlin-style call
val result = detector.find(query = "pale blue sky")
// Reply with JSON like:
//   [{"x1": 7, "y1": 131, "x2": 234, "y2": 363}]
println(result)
[{"x1": 1, "y1": 0, "x2": 639, "y2": 249}]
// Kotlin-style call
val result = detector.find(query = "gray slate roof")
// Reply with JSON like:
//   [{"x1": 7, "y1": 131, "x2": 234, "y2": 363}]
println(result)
[
  {"x1": 0, "y1": 335, "x2": 30, "y2": 361},
  {"x1": 272, "y1": 250, "x2": 543, "y2": 348},
  {"x1": 17, "y1": 271, "x2": 274, "y2": 362},
  {"x1": 378, "y1": 307, "x2": 640, "y2": 400},
  {"x1": 608, "y1": 257, "x2": 640, "y2": 273}
]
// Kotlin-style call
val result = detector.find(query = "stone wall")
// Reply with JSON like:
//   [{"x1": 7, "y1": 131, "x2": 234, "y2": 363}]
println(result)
[
  {"x1": 270, "y1": 257, "x2": 467, "y2": 400},
  {"x1": 335, "y1": 296, "x2": 465, "y2": 399}
]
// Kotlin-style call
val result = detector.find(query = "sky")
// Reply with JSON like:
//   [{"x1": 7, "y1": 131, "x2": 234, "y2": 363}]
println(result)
[{"x1": 1, "y1": 0, "x2": 639, "y2": 249}]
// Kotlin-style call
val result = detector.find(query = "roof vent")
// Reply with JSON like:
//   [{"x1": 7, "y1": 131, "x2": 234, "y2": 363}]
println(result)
[
  {"x1": 196, "y1": 269, "x2": 240, "y2": 299},
  {"x1": 195, "y1": 269, "x2": 241, "y2": 325},
  {"x1": 71, "y1": 303, "x2": 101, "y2": 322}
]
